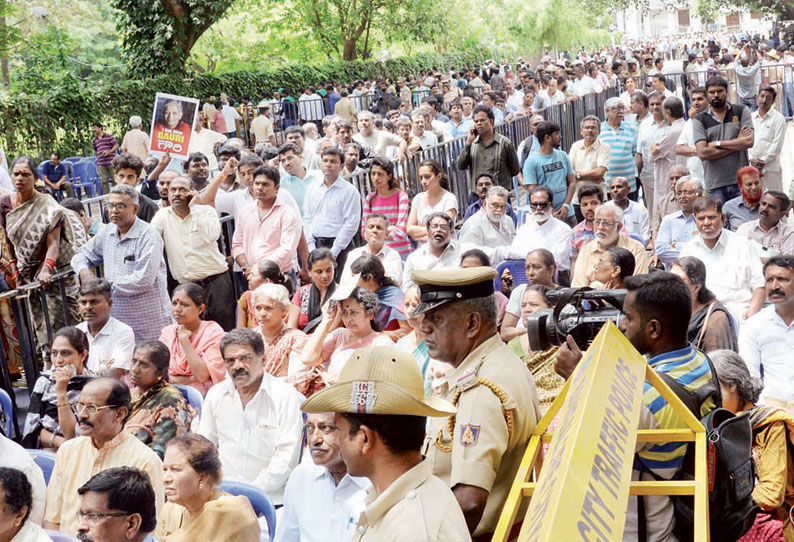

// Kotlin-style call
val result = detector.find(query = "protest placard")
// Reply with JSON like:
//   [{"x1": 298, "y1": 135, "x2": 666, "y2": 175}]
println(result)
[{"x1": 149, "y1": 92, "x2": 199, "y2": 160}]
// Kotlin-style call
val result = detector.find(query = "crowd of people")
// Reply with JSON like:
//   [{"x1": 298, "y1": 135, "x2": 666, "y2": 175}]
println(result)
[{"x1": 2, "y1": 29, "x2": 794, "y2": 542}]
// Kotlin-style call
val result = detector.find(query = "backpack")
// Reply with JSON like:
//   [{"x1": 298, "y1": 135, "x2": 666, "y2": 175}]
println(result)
[{"x1": 637, "y1": 354, "x2": 759, "y2": 542}]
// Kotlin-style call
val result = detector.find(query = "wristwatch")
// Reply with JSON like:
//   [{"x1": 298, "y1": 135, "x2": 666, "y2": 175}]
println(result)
[
  {"x1": 715, "y1": 140, "x2": 722, "y2": 149},
  {"x1": 576, "y1": 172, "x2": 581, "y2": 180}
]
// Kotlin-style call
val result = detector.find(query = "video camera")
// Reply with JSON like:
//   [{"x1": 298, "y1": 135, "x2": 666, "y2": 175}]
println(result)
[{"x1": 526, "y1": 288, "x2": 626, "y2": 352}]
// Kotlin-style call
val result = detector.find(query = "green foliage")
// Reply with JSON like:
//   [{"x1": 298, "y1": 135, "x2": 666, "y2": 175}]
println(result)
[
  {"x1": 110, "y1": 0, "x2": 232, "y2": 77},
  {"x1": 0, "y1": 48, "x2": 490, "y2": 159}
]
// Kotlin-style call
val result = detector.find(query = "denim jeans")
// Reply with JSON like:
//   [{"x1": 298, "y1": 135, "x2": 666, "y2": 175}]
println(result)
[
  {"x1": 740, "y1": 96, "x2": 758, "y2": 112},
  {"x1": 707, "y1": 184, "x2": 740, "y2": 203},
  {"x1": 783, "y1": 82, "x2": 794, "y2": 118}
]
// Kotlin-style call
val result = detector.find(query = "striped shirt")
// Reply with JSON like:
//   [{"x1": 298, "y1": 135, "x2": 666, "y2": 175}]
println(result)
[
  {"x1": 362, "y1": 190, "x2": 412, "y2": 256},
  {"x1": 624, "y1": 346, "x2": 716, "y2": 542},
  {"x1": 92, "y1": 133, "x2": 118, "y2": 166},
  {"x1": 599, "y1": 120, "x2": 637, "y2": 191},
  {"x1": 637, "y1": 346, "x2": 716, "y2": 473}
]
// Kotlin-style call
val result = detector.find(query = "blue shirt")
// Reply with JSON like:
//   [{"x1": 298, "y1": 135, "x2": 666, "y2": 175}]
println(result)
[
  {"x1": 303, "y1": 176, "x2": 363, "y2": 256},
  {"x1": 655, "y1": 210, "x2": 698, "y2": 269},
  {"x1": 41, "y1": 162, "x2": 67, "y2": 184},
  {"x1": 446, "y1": 118, "x2": 473, "y2": 140},
  {"x1": 599, "y1": 120, "x2": 637, "y2": 191},
  {"x1": 522, "y1": 149, "x2": 574, "y2": 217}
]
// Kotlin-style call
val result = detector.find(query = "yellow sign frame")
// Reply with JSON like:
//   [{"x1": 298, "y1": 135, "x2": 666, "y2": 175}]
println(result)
[{"x1": 493, "y1": 321, "x2": 709, "y2": 542}]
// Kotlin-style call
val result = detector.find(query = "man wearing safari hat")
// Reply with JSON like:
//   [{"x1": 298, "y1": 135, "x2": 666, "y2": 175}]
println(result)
[
  {"x1": 412, "y1": 267, "x2": 540, "y2": 540},
  {"x1": 301, "y1": 345, "x2": 471, "y2": 541}
]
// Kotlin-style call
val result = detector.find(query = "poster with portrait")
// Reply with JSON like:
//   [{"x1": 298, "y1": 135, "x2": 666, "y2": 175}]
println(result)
[{"x1": 148, "y1": 92, "x2": 199, "y2": 160}]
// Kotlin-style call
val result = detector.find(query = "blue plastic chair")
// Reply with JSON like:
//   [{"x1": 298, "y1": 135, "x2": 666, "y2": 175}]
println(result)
[
  {"x1": 219, "y1": 480, "x2": 276, "y2": 542},
  {"x1": 173, "y1": 384, "x2": 203, "y2": 417},
  {"x1": 70, "y1": 161, "x2": 98, "y2": 199},
  {"x1": 0, "y1": 387, "x2": 13, "y2": 438},
  {"x1": 28, "y1": 449, "x2": 56, "y2": 485},
  {"x1": 495, "y1": 259, "x2": 528, "y2": 293},
  {"x1": 45, "y1": 530, "x2": 77, "y2": 542},
  {"x1": 64, "y1": 156, "x2": 84, "y2": 163}
]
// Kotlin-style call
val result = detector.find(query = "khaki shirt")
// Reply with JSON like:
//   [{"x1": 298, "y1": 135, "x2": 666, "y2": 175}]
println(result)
[
  {"x1": 423, "y1": 334, "x2": 540, "y2": 537},
  {"x1": 354, "y1": 459, "x2": 471, "y2": 542}
]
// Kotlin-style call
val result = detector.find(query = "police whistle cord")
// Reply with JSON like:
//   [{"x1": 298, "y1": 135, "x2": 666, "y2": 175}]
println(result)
[{"x1": 435, "y1": 377, "x2": 515, "y2": 453}]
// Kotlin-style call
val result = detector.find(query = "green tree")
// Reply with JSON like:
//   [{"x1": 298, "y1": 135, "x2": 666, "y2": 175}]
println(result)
[{"x1": 111, "y1": 0, "x2": 231, "y2": 76}]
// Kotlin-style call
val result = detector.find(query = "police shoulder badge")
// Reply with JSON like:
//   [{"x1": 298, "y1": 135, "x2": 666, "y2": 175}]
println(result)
[{"x1": 460, "y1": 424, "x2": 481, "y2": 447}]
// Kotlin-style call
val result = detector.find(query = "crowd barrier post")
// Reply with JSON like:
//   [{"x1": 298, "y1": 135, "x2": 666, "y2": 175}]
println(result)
[{"x1": 493, "y1": 321, "x2": 709, "y2": 542}]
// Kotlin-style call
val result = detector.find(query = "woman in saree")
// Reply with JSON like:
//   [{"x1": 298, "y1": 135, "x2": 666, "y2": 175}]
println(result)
[
  {"x1": 0, "y1": 156, "x2": 86, "y2": 357},
  {"x1": 157, "y1": 434, "x2": 260, "y2": 542},
  {"x1": 712, "y1": 350, "x2": 794, "y2": 542},
  {"x1": 127, "y1": 340, "x2": 193, "y2": 458},
  {"x1": 349, "y1": 253, "x2": 407, "y2": 339}
]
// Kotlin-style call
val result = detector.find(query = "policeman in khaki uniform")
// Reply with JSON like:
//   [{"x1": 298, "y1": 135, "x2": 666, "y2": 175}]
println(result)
[
  {"x1": 301, "y1": 345, "x2": 471, "y2": 542},
  {"x1": 412, "y1": 267, "x2": 541, "y2": 540}
]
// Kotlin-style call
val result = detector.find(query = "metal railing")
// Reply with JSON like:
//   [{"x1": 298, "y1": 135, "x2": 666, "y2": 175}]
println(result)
[
  {"x1": 622, "y1": 62, "x2": 793, "y2": 119},
  {"x1": 0, "y1": 83, "x2": 620, "y2": 403}
]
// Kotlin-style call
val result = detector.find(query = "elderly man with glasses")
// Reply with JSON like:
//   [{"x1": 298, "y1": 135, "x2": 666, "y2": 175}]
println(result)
[
  {"x1": 653, "y1": 175, "x2": 704, "y2": 270},
  {"x1": 43, "y1": 378, "x2": 163, "y2": 536},
  {"x1": 571, "y1": 204, "x2": 649, "y2": 286}
]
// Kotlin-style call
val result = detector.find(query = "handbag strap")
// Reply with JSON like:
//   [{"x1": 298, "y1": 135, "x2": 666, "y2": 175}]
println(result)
[{"x1": 695, "y1": 302, "x2": 716, "y2": 350}]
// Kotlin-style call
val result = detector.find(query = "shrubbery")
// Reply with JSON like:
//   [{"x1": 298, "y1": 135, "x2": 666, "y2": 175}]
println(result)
[{"x1": 1, "y1": 48, "x2": 490, "y2": 159}]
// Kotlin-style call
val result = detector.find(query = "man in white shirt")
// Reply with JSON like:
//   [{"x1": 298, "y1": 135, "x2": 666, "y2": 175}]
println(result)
[
  {"x1": 675, "y1": 87, "x2": 707, "y2": 182},
  {"x1": 504, "y1": 79, "x2": 524, "y2": 112},
  {"x1": 411, "y1": 112, "x2": 438, "y2": 149},
  {"x1": 749, "y1": 86, "x2": 787, "y2": 193},
  {"x1": 298, "y1": 86, "x2": 324, "y2": 123},
  {"x1": 0, "y1": 433, "x2": 46, "y2": 525},
  {"x1": 151, "y1": 176, "x2": 236, "y2": 330},
  {"x1": 636, "y1": 92, "x2": 669, "y2": 215},
  {"x1": 353, "y1": 111, "x2": 407, "y2": 158},
  {"x1": 458, "y1": 186, "x2": 515, "y2": 259},
  {"x1": 402, "y1": 213, "x2": 460, "y2": 292},
  {"x1": 679, "y1": 195, "x2": 765, "y2": 320},
  {"x1": 304, "y1": 147, "x2": 362, "y2": 281},
  {"x1": 341, "y1": 214, "x2": 403, "y2": 286},
  {"x1": 276, "y1": 412, "x2": 370, "y2": 541},
  {"x1": 500, "y1": 186, "x2": 572, "y2": 276},
  {"x1": 606, "y1": 176, "x2": 650, "y2": 244},
  {"x1": 571, "y1": 65, "x2": 601, "y2": 96},
  {"x1": 199, "y1": 328, "x2": 304, "y2": 505},
  {"x1": 221, "y1": 99, "x2": 241, "y2": 139},
  {"x1": 76, "y1": 278, "x2": 135, "y2": 378},
  {"x1": 191, "y1": 118, "x2": 227, "y2": 175},
  {"x1": 739, "y1": 255, "x2": 794, "y2": 412}
]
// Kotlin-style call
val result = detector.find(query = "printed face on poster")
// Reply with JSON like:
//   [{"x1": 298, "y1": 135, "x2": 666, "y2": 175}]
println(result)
[{"x1": 149, "y1": 93, "x2": 199, "y2": 160}]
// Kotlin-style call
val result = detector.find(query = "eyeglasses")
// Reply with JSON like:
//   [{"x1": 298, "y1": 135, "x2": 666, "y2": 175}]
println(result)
[
  {"x1": 71, "y1": 403, "x2": 120, "y2": 416},
  {"x1": 529, "y1": 201, "x2": 551, "y2": 209},
  {"x1": 105, "y1": 203, "x2": 129, "y2": 211},
  {"x1": 428, "y1": 223, "x2": 451, "y2": 231},
  {"x1": 77, "y1": 511, "x2": 129, "y2": 525},
  {"x1": 675, "y1": 190, "x2": 698, "y2": 197},
  {"x1": 594, "y1": 219, "x2": 618, "y2": 227}
]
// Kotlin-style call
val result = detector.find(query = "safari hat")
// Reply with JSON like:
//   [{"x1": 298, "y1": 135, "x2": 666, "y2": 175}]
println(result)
[
  {"x1": 411, "y1": 266, "x2": 497, "y2": 316},
  {"x1": 301, "y1": 346, "x2": 456, "y2": 417},
  {"x1": 330, "y1": 273, "x2": 361, "y2": 301}
]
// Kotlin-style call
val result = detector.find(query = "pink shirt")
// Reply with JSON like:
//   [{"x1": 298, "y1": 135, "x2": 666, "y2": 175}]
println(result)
[
  {"x1": 160, "y1": 320, "x2": 227, "y2": 395},
  {"x1": 231, "y1": 200, "x2": 302, "y2": 273}
]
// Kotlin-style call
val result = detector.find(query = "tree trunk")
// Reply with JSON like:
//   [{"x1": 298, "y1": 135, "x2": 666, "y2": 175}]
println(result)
[{"x1": 343, "y1": 38, "x2": 357, "y2": 61}]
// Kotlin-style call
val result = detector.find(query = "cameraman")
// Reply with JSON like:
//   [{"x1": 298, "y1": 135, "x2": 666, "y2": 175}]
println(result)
[{"x1": 554, "y1": 272, "x2": 718, "y2": 540}]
